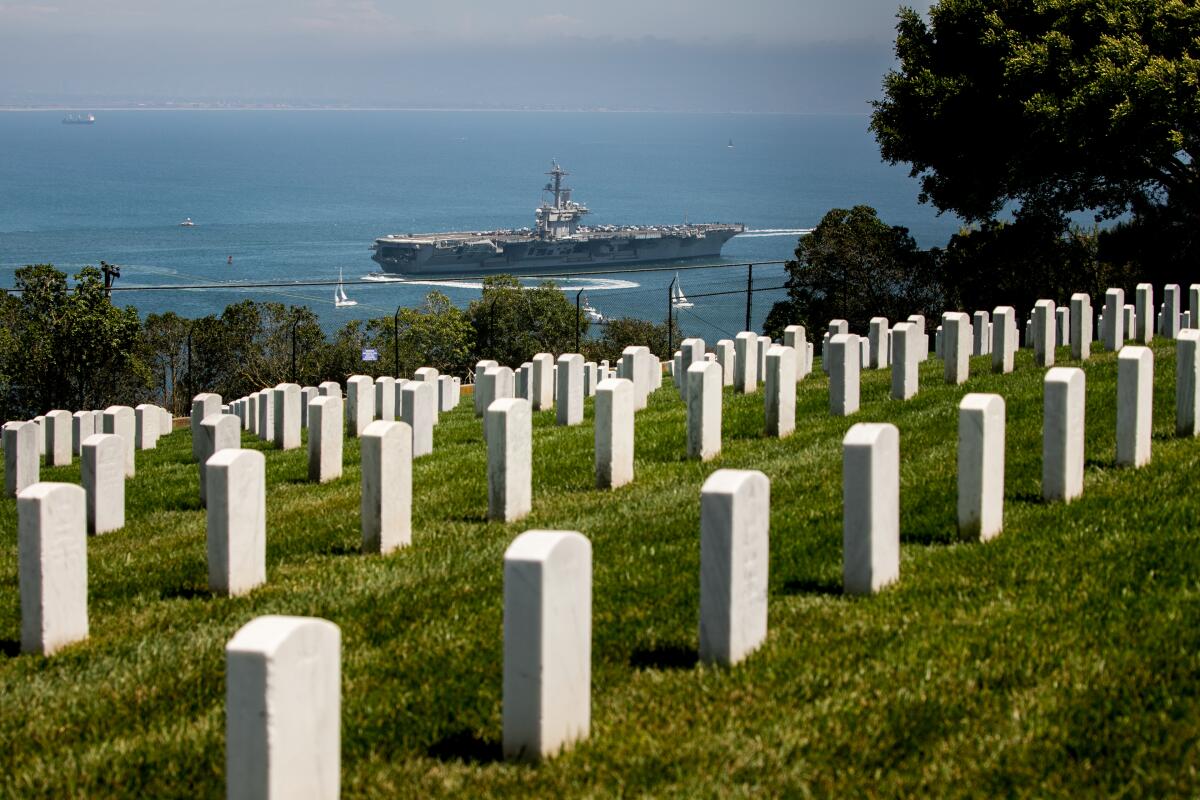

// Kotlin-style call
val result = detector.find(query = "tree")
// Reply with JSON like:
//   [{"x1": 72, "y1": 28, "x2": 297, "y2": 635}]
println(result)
[
  {"x1": 368, "y1": 291, "x2": 474, "y2": 377},
  {"x1": 468, "y1": 275, "x2": 585, "y2": 366},
  {"x1": 766, "y1": 207, "x2": 943, "y2": 336},
  {"x1": 871, "y1": 1, "x2": 1200, "y2": 276},
  {"x1": 142, "y1": 312, "x2": 189, "y2": 415},
  {"x1": 583, "y1": 316, "x2": 681, "y2": 363},
  {"x1": 3, "y1": 264, "x2": 147, "y2": 418}
]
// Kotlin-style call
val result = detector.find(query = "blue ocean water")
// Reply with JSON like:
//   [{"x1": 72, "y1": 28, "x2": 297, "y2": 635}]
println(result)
[{"x1": 0, "y1": 111, "x2": 961, "y2": 334}]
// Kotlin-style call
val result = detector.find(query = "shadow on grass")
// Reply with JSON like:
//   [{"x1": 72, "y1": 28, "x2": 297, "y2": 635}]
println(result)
[
  {"x1": 159, "y1": 585, "x2": 214, "y2": 601},
  {"x1": 629, "y1": 644, "x2": 698, "y2": 671},
  {"x1": 0, "y1": 640, "x2": 20, "y2": 657},
  {"x1": 426, "y1": 729, "x2": 503, "y2": 764},
  {"x1": 326, "y1": 542, "x2": 362, "y2": 557},
  {"x1": 779, "y1": 577, "x2": 843, "y2": 596}
]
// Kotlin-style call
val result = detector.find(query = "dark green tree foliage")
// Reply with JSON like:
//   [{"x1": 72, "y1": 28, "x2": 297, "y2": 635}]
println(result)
[
  {"x1": 584, "y1": 316, "x2": 681, "y2": 363},
  {"x1": 767, "y1": 207, "x2": 943, "y2": 336},
  {"x1": 2, "y1": 264, "x2": 147, "y2": 418},
  {"x1": 939, "y1": 216, "x2": 1126, "y2": 314},
  {"x1": 367, "y1": 291, "x2": 474, "y2": 378},
  {"x1": 871, "y1": 0, "x2": 1200, "y2": 279},
  {"x1": 467, "y1": 275, "x2": 585, "y2": 366},
  {"x1": 142, "y1": 312, "x2": 189, "y2": 415}
]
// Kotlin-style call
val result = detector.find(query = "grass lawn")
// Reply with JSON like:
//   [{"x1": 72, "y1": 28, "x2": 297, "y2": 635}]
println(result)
[{"x1": 2, "y1": 339, "x2": 1200, "y2": 797}]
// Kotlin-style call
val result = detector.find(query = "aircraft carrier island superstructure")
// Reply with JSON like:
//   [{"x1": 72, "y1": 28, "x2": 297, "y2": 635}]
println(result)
[{"x1": 371, "y1": 163, "x2": 745, "y2": 275}]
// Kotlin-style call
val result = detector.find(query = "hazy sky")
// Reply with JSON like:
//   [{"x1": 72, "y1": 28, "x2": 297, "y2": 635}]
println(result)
[{"x1": 0, "y1": 0, "x2": 935, "y2": 111}]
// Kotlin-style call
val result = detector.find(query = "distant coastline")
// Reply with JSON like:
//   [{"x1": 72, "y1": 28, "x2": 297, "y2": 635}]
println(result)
[{"x1": 0, "y1": 104, "x2": 853, "y2": 115}]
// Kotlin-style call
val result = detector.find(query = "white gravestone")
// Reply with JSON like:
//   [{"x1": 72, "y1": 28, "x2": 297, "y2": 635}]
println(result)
[
  {"x1": 1163, "y1": 284, "x2": 1182, "y2": 339},
  {"x1": 247, "y1": 394, "x2": 259, "y2": 436},
  {"x1": 733, "y1": 331, "x2": 758, "y2": 394},
  {"x1": 474, "y1": 360, "x2": 499, "y2": 416},
  {"x1": 71, "y1": 410, "x2": 95, "y2": 457},
  {"x1": 318, "y1": 380, "x2": 341, "y2": 399},
  {"x1": 531, "y1": 353, "x2": 555, "y2": 411},
  {"x1": 1178, "y1": 330, "x2": 1200, "y2": 436},
  {"x1": 843, "y1": 423, "x2": 900, "y2": 595},
  {"x1": 715, "y1": 340, "x2": 734, "y2": 386},
  {"x1": 160, "y1": 406, "x2": 174, "y2": 436},
  {"x1": 487, "y1": 398, "x2": 532, "y2": 523},
  {"x1": 1055, "y1": 306, "x2": 1070, "y2": 350},
  {"x1": 272, "y1": 383, "x2": 302, "y2": 450},
  {"x1": 992, "y1": 306, "x2": 1017, "y2": 374},
  {"x1": 374, "y1": 376, "x2": 396, "y2": 421},
  {"x1": 699, "y1": 469, "x2": 769, "y2": 666},
  {"x1": 756, "y1": 335, "x2": 771, "y2": 382},
  {"x1": 44, "y1": 409, "x2": 72, "y2": 466},
  {"x1": 82, "y1": 433, "x2": 125, "y2": 535},
  {"x1": 256, "y1": 390, "x2": 273, "y2": 443},
  {"x1": 1135, "y1": 283, "x2": 1154, "y2": 343},
  {"x1": 1033, "y1": 300, "x2": 1055, "y2": 367},
  {"x1": 764, "y1": 344, "x2": 796, "y2": 437},
  {"x1": 868, "y1": 317, "x2": 889, "y2": 369},
  {"x1": 687, "y1": 360, "x2": 722, "y2": 460},
  {"x1": 102, "y1": 405, "x2": 136, "y2": 478},
  {"x1": 206, "y1": 448, "x2": 266, "y2": 596},
  {"x1": 18, "y1": 482, "x2": 88, "y2": 655},
  {"x1": 345, "y1": 375, "x2": 374, "y2": 438},
  {"x1": 190, "y1": 392, "x2": 221, "y2": 459},
  {"x1": 556, "y1": 354, "x2": 585, "y2": 426},
  {"x1": 300, "y1": 386, "x2": 318, "y2": 429},
  {"x1": 957, "y1": 394, "x2": 1005, "y2": 542},
  {"x1": 972, "y1": 311, "x2": 991, "y2": 357},
  {"x1": 1104, "y1": 288, "x2": 1125, "y2": 351},
  {"x1": 199, "y1": 414, "x2": 241, "y2": 507},
  {"x1": 4, "y1": 421, "x2": 39, "y2": 497},
  {"x1": 583, "y1": 361, "x2": 599, "y2": 397},
  {"x1": 361, "y1": 420, "x2": 412, "y2": 554},
  {"x1": 1043, "y1": 367, "x2": 1086, "y2": 502},
  {"x1": 907, "y1": 315, "x2": 929, "y2": 362},
  {"x1": 1117, "y1": 346, "x2": 1153, "y2": 468},
  {"x1": 134, "y1": 403, "x2": 159, "y2": 450},
  {"x1": 1124, "y1": 304, "x2": 1137, "y2": 341},
  {"x1": 595, "y1": 378, "x2": 634, "y2": 489},
  {"x1": 783, "y1": 325, "x2": 810, "y2": 379},
  {"x1": 479, "y1": 366, "x2": 515, "y2": 443},
  {"x1": 679, "y1": 338, "x2": 706, "y2": 400},
  {"x1": 438, "y1": 375, "x2": 458, "y2": 412},
  {"x1": 1070, "y1": 293, "x2": 1092, "y2": 361},
  {"x1": 1190, "y1": 284, "x2": 1200, "y2": 329},
  {"x1": 828, "y1": 333, "x2": 860, "y2": 416},
  {"x1": 942, "y1": 312, "x2": 971, "y2": 385},
  {"x1": 400, "y1": 380, "x2": 435, "y2": 458},
  {"x1": 503, "y1": 530, "x2": 591, "y2": 763},
  {"x1": 890, "y1": 322, "x2": 919, "y2": 401},
  {"x1": 32, "y1": 416, "x2": 44, "y2": 456},
  {"x1": 307, "y1": 396, "x2": 343, "y2": 484},
  {"x1": 226, "y1": 615, "x2": 341, "y2": 800}
]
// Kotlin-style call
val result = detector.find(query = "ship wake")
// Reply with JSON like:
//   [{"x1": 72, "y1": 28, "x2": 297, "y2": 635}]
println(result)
[
  {"x1": 736, "y1": 228, "x2": 814, "y2": 238},
  {"x1": 362, "y1": 274, "x2": 639, "y2": 292}
]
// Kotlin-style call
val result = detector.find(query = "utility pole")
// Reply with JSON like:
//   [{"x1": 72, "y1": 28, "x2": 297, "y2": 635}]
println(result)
[{"x1": 100, "y1": 261, "x2": 121, "y2": 297}]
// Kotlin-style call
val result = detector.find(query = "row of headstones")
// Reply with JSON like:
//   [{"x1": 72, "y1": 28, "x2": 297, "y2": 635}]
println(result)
[
  {"x1": 212, "y1": 334, "x2": 1200, "y2": 794},
  {"x1": 3, "y1": 404, "x2": 175, "y2": 534}
]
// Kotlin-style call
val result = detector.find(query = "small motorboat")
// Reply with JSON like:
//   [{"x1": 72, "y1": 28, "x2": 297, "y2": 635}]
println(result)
[
  {"x1": 581, "y1": 295, "x2": 606, "y2": 324},
  {"x1": 179, "y1": 218, "x2": 195, "y2": 227}
]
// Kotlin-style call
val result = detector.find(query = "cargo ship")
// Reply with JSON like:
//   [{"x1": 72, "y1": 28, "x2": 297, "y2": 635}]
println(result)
[{"x1": 371, "y1": 162, "x2": 744, "y2": 275}]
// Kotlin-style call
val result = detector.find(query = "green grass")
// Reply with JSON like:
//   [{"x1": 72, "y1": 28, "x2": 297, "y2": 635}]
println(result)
[{"x1": 3, "y1": 340, "x2": 1200, "y2": 797}]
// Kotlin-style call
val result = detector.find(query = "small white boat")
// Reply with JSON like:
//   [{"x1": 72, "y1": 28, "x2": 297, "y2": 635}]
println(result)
[
  {"x1": 671, "y1": 274, "x2": 694, "y2": 309},
  {"x1": 334, "y1": 268, "x2": 358, "y2": 308},
  {"x1": 581, "y1": 295, "x2": 606, "y2": 324},
  {"x1": 727, "y1": 138, "x2": 734, "y2": 149},
  {"x1": 179, "y1": 217, "x2": 195, "y2": 227}
]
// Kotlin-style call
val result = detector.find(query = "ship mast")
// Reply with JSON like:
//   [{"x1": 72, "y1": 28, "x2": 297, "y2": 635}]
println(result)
[{"x1": 545, "y1": 161, "x2": 568, "y2": 209}]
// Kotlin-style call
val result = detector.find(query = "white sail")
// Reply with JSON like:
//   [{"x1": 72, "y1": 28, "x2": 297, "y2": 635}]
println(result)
[
  {"x1": 672, "y1": 273, "x2": 694, "y2": 309},
  {"x1": 334, "y1": 268, "x2": 357, "y2": 307}
]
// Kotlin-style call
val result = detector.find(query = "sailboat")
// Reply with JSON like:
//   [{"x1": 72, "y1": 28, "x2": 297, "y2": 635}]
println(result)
[
  {"x1": 727, "y1": 138, "x2": 734, "y2": 149},
  {"x1": 334, "y1": 268, "x2": 358, "y2": 308},
  {"x1": 671, "y1": 274, "x2": 694, "y2": 309}
]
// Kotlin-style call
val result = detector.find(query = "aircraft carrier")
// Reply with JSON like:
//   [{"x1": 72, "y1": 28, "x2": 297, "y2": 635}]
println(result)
[{"x1": 371, "y1": 162, "x2": 744, "y2": 275}]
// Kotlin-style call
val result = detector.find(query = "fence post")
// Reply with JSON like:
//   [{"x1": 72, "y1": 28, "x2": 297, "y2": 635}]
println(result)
[
  {"x1": 291, "y1": 316, "x2": 300, "y2": 384},
  {"x1": 667, "y1": 275, "x2": 676, "y2": 357},
  {"x1": 186, "y1": 321, "x2": 193, "y2": 410},
  {"x1": 576, "y1": 289, "x2": 583, "y2": 353},
  {"x1": 745, "y1": 264, "x2": 754, "y2": 333},
  {"x1": 393, "y1": 304, "x2": 402, "y2": 376}
]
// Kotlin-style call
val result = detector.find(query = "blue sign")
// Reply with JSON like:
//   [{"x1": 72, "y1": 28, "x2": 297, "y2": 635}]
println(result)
[{"x1": 361, "y1": 348, "x2": 379, "y2": 362}]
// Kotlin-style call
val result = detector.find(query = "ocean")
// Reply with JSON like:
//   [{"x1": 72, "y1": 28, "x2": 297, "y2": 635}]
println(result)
[{"x1": 0, "y1": 110, "x2": 961, "y2": 339}]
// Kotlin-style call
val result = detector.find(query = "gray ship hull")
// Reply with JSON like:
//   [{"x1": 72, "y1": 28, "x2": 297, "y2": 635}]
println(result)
[{"x1": 373, "y1": 228, "x2": 741, "y2": 276}]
